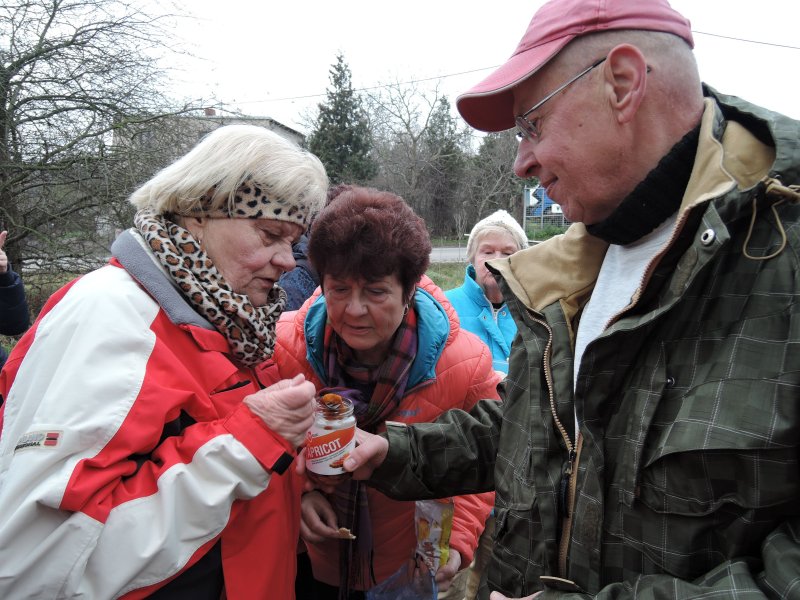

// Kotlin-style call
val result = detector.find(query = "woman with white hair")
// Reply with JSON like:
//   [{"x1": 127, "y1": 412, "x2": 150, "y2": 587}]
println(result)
[
  {"x1": 446, "y1": 210, "x2": 528, "y2": 375},
  {"x1": 0, "y1": 125, "x2": 327, "y2": 599}
]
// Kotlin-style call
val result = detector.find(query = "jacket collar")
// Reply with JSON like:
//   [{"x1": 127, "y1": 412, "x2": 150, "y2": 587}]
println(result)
[
  {"x1": 492, "y1": 90, "x2": 783, "y2": 319},
  {"x1": 112, "y1": 229, "x2": 215, "y2": 332},
  {"x1": 300, "y1": 282, "x2": 451, "y2": 389}
]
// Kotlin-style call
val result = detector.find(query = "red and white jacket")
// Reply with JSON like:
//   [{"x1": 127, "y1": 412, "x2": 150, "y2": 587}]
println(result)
[{"x1": 0, "y1": 230, "x2": 301, "y2": 599}]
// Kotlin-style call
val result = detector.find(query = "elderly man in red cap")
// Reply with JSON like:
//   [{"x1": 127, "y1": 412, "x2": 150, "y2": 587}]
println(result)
[{"x1": 329, "y1": 0, "x2": 800, "y2": 598}]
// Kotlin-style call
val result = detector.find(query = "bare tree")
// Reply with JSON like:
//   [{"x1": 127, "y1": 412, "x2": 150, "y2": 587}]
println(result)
[
  {"x1": 462, "y1": 130, "x2": 529, "y2": 228},
  {"x1": 365, "y1": 79, "x2": 472, "y2": 236},
  {"x1": 366, "y1": 78, "x2": 438, "y2": 209},
  {"x1": 452, "y1": 206, "x2": 469, "y2": 249},
  {"x1": 0, "y1": 0, "x2": 201, "y2": 271}
]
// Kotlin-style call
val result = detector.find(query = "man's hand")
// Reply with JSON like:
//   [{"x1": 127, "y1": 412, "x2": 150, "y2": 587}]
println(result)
[
  {"x1": 342, "y1": 428, "x2": 389, "y2": 480},
  {"x1": 0, "y1": 230, "x2": 9, "y2": 274},
  {"x1": 296, "y1": 427, "x2": 389, "y2": 493},
  {"x1": 244, "y1": 374, "x2": 315, "y2": 449}
]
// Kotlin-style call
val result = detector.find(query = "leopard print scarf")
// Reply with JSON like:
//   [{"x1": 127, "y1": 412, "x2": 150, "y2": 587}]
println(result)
[{"x1": 134, "y1": 209, "x2": 285, "y2": 367}]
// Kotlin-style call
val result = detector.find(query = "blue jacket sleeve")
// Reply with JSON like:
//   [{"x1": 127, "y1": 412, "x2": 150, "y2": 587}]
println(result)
[{"x1": 0, "y1": 266, "x2": 30, "y2": 336}]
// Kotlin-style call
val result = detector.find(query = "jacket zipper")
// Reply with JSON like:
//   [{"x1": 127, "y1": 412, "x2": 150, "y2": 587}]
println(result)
[
  {"x1": 604, "y1": 208, "x2": 691, "y2": 330},
  {"x1": 558, "y1": 435, "x2": 582, "y2": 576},
  {"x1": 530, "y1": 310, "x2": 578, "y2": 578},
  {"x1": 525, "y1": 214, "x2": 691, "y2": 577}
]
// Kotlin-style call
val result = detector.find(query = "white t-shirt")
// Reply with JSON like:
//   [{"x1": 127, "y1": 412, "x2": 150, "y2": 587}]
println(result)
[{"x1": 573, "y1": 214, "x2": 678, "y2": 429}]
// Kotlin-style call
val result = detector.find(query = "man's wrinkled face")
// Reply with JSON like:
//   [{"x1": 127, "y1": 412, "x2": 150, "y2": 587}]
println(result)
[{"x1": 512, "y1": 59, "x2": 631, "y2": 225}]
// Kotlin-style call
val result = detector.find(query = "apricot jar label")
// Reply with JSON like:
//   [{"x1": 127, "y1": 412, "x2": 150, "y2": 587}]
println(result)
[{"x1": 306, "y1": 427, "x2": 356, "y2": 474}]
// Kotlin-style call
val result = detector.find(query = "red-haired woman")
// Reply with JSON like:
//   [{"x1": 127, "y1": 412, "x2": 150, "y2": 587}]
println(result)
[{"x1": 269, "y1": 185, "x2": 500, "y2": 599}]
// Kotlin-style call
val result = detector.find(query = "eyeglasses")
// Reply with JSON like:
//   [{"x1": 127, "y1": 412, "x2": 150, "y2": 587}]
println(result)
[{"x1": 515, "y1": 57, "x2": 607, "y2": 142}]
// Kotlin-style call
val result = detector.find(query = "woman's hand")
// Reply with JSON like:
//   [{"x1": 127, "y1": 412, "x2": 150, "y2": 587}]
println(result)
[
  {"x1": 434, "y1": 550, "x2": 461, "y2": 591},
  {"x1": 295, "y1": 446, "x2": 350, "y2": 493},
  {"x1": 244, "y1": 374, "x2": 315, "y2": 449},
  {"x1": 0, "y1": 231, "x2": 9, "y2": 274},
  {"x1": 299, "y1": 490, "x2": 343, "y2": 543}
]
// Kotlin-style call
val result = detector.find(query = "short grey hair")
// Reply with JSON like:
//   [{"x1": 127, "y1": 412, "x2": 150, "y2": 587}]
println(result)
[{"x1": 466, "y1": 209, "x2": 528, "y2": 263}]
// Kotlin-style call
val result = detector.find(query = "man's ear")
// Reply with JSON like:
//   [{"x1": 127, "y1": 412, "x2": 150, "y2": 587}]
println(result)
[{"x1": 603, "y1": 44, "x2": 648, "y2": 124}]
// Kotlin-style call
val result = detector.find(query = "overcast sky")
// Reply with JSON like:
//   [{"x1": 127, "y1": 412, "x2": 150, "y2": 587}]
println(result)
[{"x1": 169, "y1": 0, "x2": 800, "y2": 133}]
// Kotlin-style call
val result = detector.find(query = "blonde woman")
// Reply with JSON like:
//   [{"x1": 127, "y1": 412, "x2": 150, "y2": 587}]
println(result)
[{"x1": 0, "y1": 125, "x2": 327, "y2": 599}]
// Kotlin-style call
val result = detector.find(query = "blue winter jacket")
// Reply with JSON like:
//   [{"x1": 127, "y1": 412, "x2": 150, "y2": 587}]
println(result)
[
  {"x1": 0, "y1": 265, "x2": 30, "y2": 369},
  {"x1": 277, "y1": 234, "x2": 319, "y2": 311},
  {"x1": 445, "y1": 264, "x2": 516, "y2": 373}
]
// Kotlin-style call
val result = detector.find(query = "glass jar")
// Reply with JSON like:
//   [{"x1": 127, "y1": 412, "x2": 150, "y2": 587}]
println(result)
[{"x1": 305, "y1": 393, "x2": 356, "y2": 475}]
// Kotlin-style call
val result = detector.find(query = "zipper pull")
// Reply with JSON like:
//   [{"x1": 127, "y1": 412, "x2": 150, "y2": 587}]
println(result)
[
  {"x1": 559, "y1": 449, "x2": 577, "y2": 519},
  {"x1": 565, "y1": 448, "x2": 576, "y2": 475}
]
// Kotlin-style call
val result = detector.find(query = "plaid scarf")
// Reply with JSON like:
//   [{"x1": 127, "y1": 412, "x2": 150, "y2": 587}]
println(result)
[{"x1": 321, "y1": 305, "x2": 419, "y2": 598}]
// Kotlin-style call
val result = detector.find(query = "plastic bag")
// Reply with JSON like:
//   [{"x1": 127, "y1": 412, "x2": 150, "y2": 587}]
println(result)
[
  {"x1": 366, "y1": 498, "x2": 454, "y2": 600},
  {"x1": 365, "y1": 559, "x2": 437, "y2": 600},
  {"x1": 415, "y1": 498, "x2": 454, "y2": 574}
]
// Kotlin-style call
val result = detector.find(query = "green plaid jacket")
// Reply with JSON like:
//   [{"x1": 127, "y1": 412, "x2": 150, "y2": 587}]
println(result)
[{"x1": 372, "y1": 90, "x2": 800, "y2": 599}]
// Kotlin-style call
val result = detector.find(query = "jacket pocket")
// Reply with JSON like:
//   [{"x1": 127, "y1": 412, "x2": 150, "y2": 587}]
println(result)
[
  {"x1": 496, "y1": 441, "x2": 537, "y2": 510},
  {"x1": 618, "y1": 376, "x2": 799, "y2": 579},
  {"x1": 489, "y1": 503, "x2": 545, "y2": 595},
  {"x1": 209, "y1": 379, "x2": 259, "y2": 417},
  {"x1": 638, "y1": 376, "x2": 798, "y2": 515}
]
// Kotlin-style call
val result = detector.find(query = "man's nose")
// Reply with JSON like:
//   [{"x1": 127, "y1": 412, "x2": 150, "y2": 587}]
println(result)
[{"x1": 514, "y1": 140, "x2": 539, "y2": 179}]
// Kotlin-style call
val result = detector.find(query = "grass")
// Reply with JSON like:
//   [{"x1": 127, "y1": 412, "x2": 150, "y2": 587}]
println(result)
[
  {"x1": 530, "y1": 224, "x2": 568, "y2": 240},
  {"x1": 0, "y1": 270, "x2": 78, "y2": 357},
  {"x1": 426, "y1": 261, "x2": 466, "y2": 292}
]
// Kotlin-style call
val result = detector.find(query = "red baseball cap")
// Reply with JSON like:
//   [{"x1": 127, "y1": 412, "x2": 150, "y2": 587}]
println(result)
[{"x1": 456, "y1": 0, "x2": 694, "y2": 132}]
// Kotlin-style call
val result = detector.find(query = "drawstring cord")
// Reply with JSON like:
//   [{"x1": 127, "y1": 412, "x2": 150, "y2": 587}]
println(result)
[{"x1": 742, "y1": 177, "x2": 800, "y2": 261}]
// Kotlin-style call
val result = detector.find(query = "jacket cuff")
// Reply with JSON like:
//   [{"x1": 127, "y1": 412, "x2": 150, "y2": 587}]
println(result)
[
  {"x1": 224, "y1": 403, "x2": 295, "y2": 474},
  {"x1": 372, "y1": 421, "x2": 411, "y2": 479}
]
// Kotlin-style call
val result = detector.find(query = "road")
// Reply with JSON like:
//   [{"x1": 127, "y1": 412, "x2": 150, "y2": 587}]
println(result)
[
  {"x1": 430, "y1": 240, "x2": 540, "y2": 263},
  {"x1": 430, "y1": 246, "x2": 468, "y2": 263}
]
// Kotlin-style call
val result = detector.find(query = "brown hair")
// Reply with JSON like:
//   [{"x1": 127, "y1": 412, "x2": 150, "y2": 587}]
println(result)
[{"x1": 308, "y1": 186, "x2": 431, "y2": 300}]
